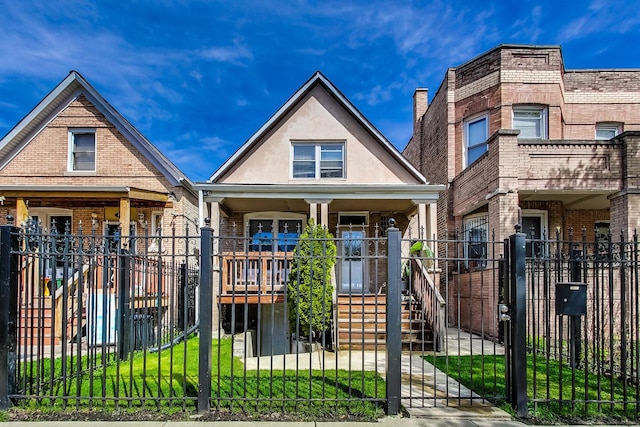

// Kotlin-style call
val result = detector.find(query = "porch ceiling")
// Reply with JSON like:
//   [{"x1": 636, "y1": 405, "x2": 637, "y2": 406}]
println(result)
[
  {"x1": 220, "y1": 197, "x2": 417, "y2": 213},
  {"x1": 519, "y1": 190, "x2": 613, "y2": 210}
]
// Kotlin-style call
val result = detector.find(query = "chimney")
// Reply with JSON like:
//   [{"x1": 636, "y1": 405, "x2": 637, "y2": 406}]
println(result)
[{"x1": 413, "y1": 88, "x2": 428, "y2": 125}]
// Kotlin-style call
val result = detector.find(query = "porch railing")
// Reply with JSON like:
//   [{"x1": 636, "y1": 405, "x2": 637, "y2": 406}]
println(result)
[
  {"x1": 409, "y1": 257, "x2": 445, "y2": 351},
  {"x1": 220, "y1": 251, "x2": 292, "y2": 294}
]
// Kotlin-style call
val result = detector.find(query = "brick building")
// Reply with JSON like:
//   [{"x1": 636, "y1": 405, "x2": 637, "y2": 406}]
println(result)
[
  {"x1": 0, "y1": 71, "x2": 198, "y2": 239},
  {"x1": 404, "y1": 44, "x2": 640, "y2": 249}
]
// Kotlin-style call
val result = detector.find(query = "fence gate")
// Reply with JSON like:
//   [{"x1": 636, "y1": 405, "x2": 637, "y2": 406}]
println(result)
[{"x1": 386, "y1": 225, "x2": 517, "y2": 414}]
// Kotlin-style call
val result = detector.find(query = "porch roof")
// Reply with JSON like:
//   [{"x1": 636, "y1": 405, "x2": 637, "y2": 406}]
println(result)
[
  {"x1": 0, "y1": 185, "x2": 170, "y2": 203},
  {"x1": 197, "y1": 183, "x2": 444, "y2": 202}
]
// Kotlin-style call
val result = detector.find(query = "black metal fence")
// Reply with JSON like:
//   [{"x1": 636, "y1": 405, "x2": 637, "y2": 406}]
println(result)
[
  {"x1": 2, "y1": 218, "x2": 640, "y2": 419},
  {"x1": 525, "y1": 228, "x2": 640, "y2": 417}
]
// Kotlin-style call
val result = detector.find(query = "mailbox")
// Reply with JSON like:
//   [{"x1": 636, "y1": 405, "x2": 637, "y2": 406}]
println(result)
[{"x1": 555, "y1": 282, "x2": 587, "y2": 316}]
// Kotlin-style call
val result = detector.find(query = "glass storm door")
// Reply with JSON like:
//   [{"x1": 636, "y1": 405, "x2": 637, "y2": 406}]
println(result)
[{"x1": 340, "y1": 230, "x2": 364, "y2": 292}]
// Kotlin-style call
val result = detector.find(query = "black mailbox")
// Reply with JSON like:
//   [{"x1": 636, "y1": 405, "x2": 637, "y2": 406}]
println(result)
[{"x1": 555, "y1": 282, "x2": 587, "y2": 316}]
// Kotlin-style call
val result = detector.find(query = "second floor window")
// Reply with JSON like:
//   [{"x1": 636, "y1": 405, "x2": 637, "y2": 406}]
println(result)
[
  {"x1": 464, "y1": 114, "x2": 488, "y2": 166},
  {"x1": 292, "y1": 142, "x2": 344, "y2": 179},
  {"x1": 69, "y1": 129, "x2": 96, "y2": 171},
  {"x1": 513, "y1": 106, "x2": 547, "y2": 139},
  {"x1": 595, "y1": 123, "x2": 620, "y2": 140}
]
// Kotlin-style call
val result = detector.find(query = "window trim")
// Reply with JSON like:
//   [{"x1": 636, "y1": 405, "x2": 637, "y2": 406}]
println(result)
[
  {"x1": 522, "y1": 209, "x2": 548, "y2": 257},
  {"x1": 68, "y1": 128, "x2": 96, "y2": 172},
  {"x1": 512, "y1": 105, "x2": 547, "y2": 140},
  {"x1": 595, "y1": 123, "x2": 621, "y2": 140},
  {"x1": 463, "y1": 113, "x2": 489, "y2": 167},
  {"x1": 291, "y1": 141, "x2": 345, "y2": 180}
]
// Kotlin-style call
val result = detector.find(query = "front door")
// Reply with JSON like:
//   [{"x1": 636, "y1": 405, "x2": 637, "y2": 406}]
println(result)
[{"x1": 340, "y1": 230, "x2": 364, "y2": 293}]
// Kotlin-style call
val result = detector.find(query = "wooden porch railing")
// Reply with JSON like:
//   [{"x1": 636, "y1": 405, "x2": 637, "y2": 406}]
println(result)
[
  {"x1": 410, "y1": 257, "x2": 445, "y2": 351},
  {"x1": 221, "y1": 252, "x2": 292, "y2": 295}
]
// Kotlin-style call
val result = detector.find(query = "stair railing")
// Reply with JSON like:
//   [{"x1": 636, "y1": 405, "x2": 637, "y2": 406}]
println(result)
[{"x1": 409, "y1": 257, "x2": 445, "y2": 351}]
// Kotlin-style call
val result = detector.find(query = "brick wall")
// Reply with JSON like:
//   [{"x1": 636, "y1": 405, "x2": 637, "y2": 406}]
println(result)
[{"x1": 0, "y1": 96, "x2": 172, "y2": 192}]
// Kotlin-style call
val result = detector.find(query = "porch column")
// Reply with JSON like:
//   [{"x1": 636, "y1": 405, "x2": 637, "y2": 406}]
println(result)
[
  {"x1": 119, "y1": 198, "x2": 131, "y2": 238},
  {"x1": 208, "y1": 198, "x2": 224, "y2": 235},
  {"x1": 16, "y1": 198, "x2": 28, "y2": 226},
  {"x1": 198, "y1": 190, "x2": 205, "y2": 227},
  {"x1": 320, "y1": 202, "x2": 331, "y2": 228},
  {"x1": 610, "y1": 132, "x2": 640, "y2": 238},
  {"x1": 610, "y1": 191, "x2": 640, "y2": 239},
  {"x1": 417, "y1": 203, "x2": 427, "y2": 238},
  {"x1": 307, "y1": 201, "x2": 318, "y2": 225},
  {"x1": 428, "y1": 202, "x2": 438, "y2": 269}
]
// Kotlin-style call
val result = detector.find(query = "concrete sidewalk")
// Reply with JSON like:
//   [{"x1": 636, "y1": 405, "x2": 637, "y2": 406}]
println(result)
[{"x1": 0, "y1": 419, "x2": 636, "y2": 427}]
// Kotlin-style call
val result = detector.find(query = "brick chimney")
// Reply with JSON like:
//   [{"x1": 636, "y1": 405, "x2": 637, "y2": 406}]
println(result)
[{"x1": 413, "y1": 88, "x2": 428, "y2": 126}]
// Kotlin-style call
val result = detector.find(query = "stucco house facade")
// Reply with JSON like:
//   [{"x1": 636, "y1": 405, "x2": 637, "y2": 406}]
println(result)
[{"x1": 196, "y1": 72, "x2": 444, "y2": 353}]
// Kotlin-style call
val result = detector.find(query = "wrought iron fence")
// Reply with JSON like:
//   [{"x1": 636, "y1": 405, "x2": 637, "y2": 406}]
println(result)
[{"x1": 525, "y1": 228, "x2": 640, "y2": 417}]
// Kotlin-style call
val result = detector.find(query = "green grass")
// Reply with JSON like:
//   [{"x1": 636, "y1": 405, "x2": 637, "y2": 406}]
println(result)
[
  {"x1": 426, "y1": 353, "x2": 640, "y2": 423},
  {"x1": 15, "y1": 337, "x2": 385, "y2": 420}
]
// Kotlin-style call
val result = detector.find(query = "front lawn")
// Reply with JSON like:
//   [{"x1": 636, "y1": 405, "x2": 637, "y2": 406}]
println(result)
[
  {"x1": 426, "y1": 353, "x2": 640, "y2": 423},
  {"x1": 15, "y1": 336, "x2": 385, "y2": 421}
]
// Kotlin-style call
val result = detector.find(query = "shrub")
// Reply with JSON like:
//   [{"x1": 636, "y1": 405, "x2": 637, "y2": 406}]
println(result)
[{"x1": 287, "y1": 220, "x2": 337, "y2": 341}]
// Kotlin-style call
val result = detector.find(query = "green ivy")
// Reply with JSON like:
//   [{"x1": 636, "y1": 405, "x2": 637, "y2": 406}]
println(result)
[{"x1": 287, "y1": 220, "x2": 337, "y2": 340}]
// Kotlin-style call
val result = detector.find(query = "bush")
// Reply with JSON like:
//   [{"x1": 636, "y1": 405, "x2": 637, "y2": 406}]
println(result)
[{"x1": 287, "y1": 220, "x2": 337, "y2": 341}]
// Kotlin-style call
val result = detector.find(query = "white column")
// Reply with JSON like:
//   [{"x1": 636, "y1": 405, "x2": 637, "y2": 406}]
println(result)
[
  {"x1": 198, "y1": 190, "x2": 205, "y2": 227},
  {"x1": 320, "y1": 202, "x2": 329, "y2": 228},
  {"x1": 308, "y1": 202, "x2": 318, "y2": 225},
  {"x1": 418, "y1": 203, "x2": 427, "y2": 239}
]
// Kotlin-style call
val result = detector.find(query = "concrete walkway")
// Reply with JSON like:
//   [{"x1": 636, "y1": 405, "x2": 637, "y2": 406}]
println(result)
[{"x1": 244, "y1": 328, "x2": 510, "y2": 420}]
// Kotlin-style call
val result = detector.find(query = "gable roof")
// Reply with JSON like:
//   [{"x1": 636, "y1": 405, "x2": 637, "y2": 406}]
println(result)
[
  {"x1": 209, "y1": 71, "x2": 427, "y2": 184},
  {"x1": 0, "y1": 71, "x2": 194, "y2": 193}
]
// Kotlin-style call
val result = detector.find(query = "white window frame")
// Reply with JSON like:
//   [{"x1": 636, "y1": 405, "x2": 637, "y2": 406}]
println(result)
[
  {"x1": 595, "y1": 123, "x2": 620, "y2": 140},
  {"x1": 291, "y1": 141, "x2": 345, "y2": 179},
  {"x1": 68, "y1": 128, "x2": 96, "y2": 172},
  {"x1": 521, "y1": 209, "x2": 549, "y2": 257},
  {"x1": 463, "y1": 113, "x2": 489, "y2": 167},
  {"x1": 29, "y1": 208, "x2": 73, "y2": 231},
  {"x1": 151, "y1": 211, "x2": 163, "y2": 236},
  {"x1": 512, "y1": 106, "x2": 547, "y2": 139}
]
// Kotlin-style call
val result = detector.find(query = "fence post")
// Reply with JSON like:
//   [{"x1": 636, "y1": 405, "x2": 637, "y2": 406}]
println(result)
[
  {"x1": 0, "y1": 222, "x2": 19, "y2": 409},
  {"x1": 509, "y1": 226, "x2": 527, "y2": 417},
  {"x1": 198, "y1": 219, "x2": 213, "y2": 413},
  {"x1": 386, "y1": 219, "x2": 402, "y2": 415},
  {"x1": 117, "y1": 245, "x2": 131, "y2": 360}
]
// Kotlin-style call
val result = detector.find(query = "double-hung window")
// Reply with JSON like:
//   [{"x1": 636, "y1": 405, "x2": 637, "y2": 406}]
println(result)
[
  {"x1": 464, "y1": 114, "x2": 488, "y2": 166},
  {"x1": 513, "y1": 106, "x2": 547, "y2": 139},
  {"x1": 292, "y1": 142, "x2": 344, "y2": 179},
  {"x1": 68, "y1": 129, "x2": 96, "y2": 171}
]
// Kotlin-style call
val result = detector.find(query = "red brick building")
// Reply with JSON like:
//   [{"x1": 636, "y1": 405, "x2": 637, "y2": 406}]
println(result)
[{"x1": 404, "y1": 44, "x2": 640, "y2": 249}]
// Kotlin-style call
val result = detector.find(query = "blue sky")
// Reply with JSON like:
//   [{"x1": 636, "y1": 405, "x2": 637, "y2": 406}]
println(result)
[{"x1": 1, "y1": 0, "x2": 639, "y2": 182}]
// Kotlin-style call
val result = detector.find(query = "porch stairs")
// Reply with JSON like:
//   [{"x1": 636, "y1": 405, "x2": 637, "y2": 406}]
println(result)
[
  {"x1": 19, "y1": 293, "x2": 86, "y2": 349},
  {"x1": 336, "y1": 294, "x2": 434, "y2": 351}
]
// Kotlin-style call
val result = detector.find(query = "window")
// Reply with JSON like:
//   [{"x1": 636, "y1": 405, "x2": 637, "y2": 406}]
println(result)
[
  {"x1": 513, "y1": 106, "x2": 547, "y2": 139},
  {"x1": 292, "y1": 142, "x2": 344, "y2": 179},
  {"x1": 463, "y1": 214, "x2": 488, "y2": 269},
  {"x1": 68, "y1": 129, "x2": 96, "y2": 171},
  {"x1": 596, "y1": 124, "x2": 620, "y2": 140},
  {"x1": 464, "y1": 114, "x2": 488, "y2": 166},
  {"x1": 244, "y1": 212, "x2": 305, "y2": 252},
  {"x1": 522, "y1": 210, "x2": 548, "y2": 258}
]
